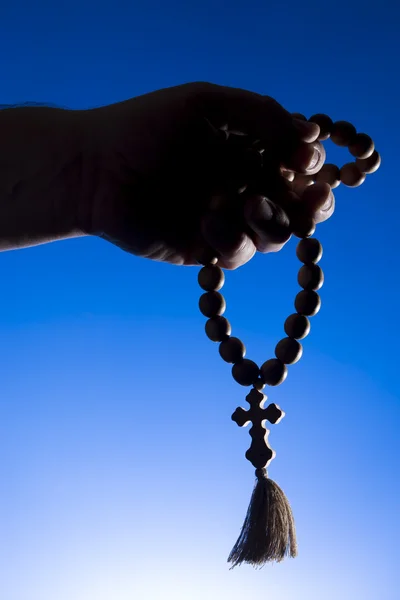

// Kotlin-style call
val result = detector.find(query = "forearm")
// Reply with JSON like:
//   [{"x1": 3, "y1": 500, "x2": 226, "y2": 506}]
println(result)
[{"x1": 0, "y1": 105, "x2": 87, "y2": 251}]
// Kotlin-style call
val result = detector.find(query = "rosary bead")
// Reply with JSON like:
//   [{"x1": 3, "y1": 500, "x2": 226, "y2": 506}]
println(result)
[
  {"x1": 292, "y1": 216, "x2": 316, "y2": 239},
  {"x1": 308, "y1": 113, "x2": 333, "y2": 141},
  {"x1": 348, "y1": 133, "x2": 375, "y2": 159},
  {"x1": 298, "y1": 264, "x2": 324, "y2": 290},
  {"x1": 356, "y1": 150, "x2": 381, "y2": 174},
  {"x1": 198, "y1": 265, "x2": 225, "y2": 291},
  {"x1": 315, "y1": 163, "x2": 341, "y2": 189},
  {"x1": 205, "y1": 316, "x2": 231, "y2": 342},
  {"x1": 254, "y1": 377, "x2": 266, "y2": 391},
  {"x1": 275, "y1": 337, "x2": 303, "y2": 365},
  {"x1": 260, "y1": 358, "x2": 288, "y2": 387},
  {"x1": 295, "y1": 290, "x2": 321, "y2": 316},
  {"x1": 330, "y1": 120, "x2": 357, "y2": 147},
  {"x1": 199, "y1": 291, "x2": 226, "y2": 317},
  {"x1": 340, "y1": 163, "x2": 366, "y2": 187},
  {"x1": 219, "y1": 336, "x2": 246, "y2": 363},
  {"x1": 232, "y1": 359, "x2": 260, "y2": 386},
  {"x1": 284, "y1": 313, "x2": 311, "y2": 339},
  {"x1": 296, "y1": 238, "x2": 323, "y2": 264}
]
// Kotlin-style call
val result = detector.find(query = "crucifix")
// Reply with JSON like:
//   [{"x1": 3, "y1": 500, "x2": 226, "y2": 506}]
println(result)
[{"x1": 231, "y1": 389, "x2": 285, "y2": 469}]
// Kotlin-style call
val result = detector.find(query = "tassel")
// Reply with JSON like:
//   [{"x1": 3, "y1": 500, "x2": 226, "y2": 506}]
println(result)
[{"x1": 228, "y1": 468, "x2": 297, "y2": 569}]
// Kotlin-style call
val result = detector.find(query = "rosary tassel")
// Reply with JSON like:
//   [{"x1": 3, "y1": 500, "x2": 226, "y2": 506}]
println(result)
[{"x1": 228, "y1": 468, "x2": 297, "y2": 569}]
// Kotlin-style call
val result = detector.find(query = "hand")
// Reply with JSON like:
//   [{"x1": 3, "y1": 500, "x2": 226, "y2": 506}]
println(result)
[{"x1": 81, "y1": 82, "x2": 334, "y2": 269}]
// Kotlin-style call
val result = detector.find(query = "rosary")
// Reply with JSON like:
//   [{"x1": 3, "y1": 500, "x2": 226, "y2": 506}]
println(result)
[{"x1": 196, "y1": 114, "x2": 380, "y2": 568}]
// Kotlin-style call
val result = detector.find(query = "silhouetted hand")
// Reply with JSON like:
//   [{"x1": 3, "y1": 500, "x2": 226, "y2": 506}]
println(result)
[{"x1": 82, "y1": 82, "x2": 334, "y2": 269}]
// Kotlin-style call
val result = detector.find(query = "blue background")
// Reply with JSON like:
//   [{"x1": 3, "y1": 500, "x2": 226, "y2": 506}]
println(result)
[{"x1": 0, "y1": 1, "x2": 399, "y2": 599}]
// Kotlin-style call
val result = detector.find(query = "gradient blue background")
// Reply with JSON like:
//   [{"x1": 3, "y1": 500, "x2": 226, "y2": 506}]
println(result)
[{"x1": 0, "y1": 1, "x2": 399, "y2": 599}]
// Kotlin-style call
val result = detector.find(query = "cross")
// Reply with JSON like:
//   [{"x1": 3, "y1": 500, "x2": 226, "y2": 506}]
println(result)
[{"x1": 231, "y1": 388, "x2": 285, "y2": 469}]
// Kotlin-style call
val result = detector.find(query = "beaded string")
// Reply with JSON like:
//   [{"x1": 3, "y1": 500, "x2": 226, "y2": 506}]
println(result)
[{"x1": 197, "y1": 114, "x2": 381, "y2": 569}]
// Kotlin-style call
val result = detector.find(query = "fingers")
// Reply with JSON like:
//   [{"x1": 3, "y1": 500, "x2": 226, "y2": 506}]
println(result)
[
  {"x1": 243, "y1": 195, "x2": 291, "y2": 252},
  {"x1": 291, "y1": 118, "x2": 320, "y2": 143},
  {"x1": 200, "y1": 191, "x2": 292, "y2": 269},
  {"x1": 300, "y1": 182, "x2": 335, "y2": 223},
  {"x1": 191, "y1": 83, "x2": 326, "y2": 198},
  {"x1": 189, "y1": 82, "x2": 336, "y2": 268},
  {"x1": 277, "y1": 182, "x2": 336, "y2": 229},
  {"x1": 201, "y1": 208, "x2": 256, "y2": 270},
  {"x1": 284, "y1": 140, "x2": 326, "y2": 174},
  {"x1": 191, "y1": 82, "x2": 319, "y2": 160},
  {"x1": 200, "y1": 180, "x2": 335, "y2": 269}
]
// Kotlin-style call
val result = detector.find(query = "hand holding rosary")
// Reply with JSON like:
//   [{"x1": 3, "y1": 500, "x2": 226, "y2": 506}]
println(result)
[{"x1": 196, "y1": 114, "x2": 381, "y2": 569}]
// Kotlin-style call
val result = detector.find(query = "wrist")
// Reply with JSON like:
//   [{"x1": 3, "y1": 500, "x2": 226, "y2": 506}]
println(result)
[
  {"x1": 76, "y1": 101, "x2": 142, "y2": 239},
  {"x1": 0, "y1": 106, "x2": 88, "y2": 251}
]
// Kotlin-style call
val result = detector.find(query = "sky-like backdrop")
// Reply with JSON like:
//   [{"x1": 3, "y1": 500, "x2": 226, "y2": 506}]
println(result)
[{"x1": 0, "y1": 1, "x2": 399, "y2": 599}]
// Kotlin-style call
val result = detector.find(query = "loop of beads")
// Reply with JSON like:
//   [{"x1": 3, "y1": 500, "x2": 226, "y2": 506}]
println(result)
[
  {"x1": 291, "y1": 113, "x2": 381, "y2": 189},
  {"x1": 198, "y1": 235, "x2": 323, "y2": 391}
]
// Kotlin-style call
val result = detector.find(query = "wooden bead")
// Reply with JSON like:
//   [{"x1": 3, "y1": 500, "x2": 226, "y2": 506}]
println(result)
[
  {"x1": 296, "y1": 238, "x2": 323, "y2": 264},
  {"x1": 292, "y1": 216, "x2": 316, "y2": 239},
  {"x1": 219, "y1": 337, "x2": 245, "y2": 363},
  {"x1": 315, "y1": 163, "x2": 341, "y2": 189},
  {"x1": 275, "y1": 337, "x2": 303, "y2": 365},
  {"x1": 295, "y1": 290, "x2": 321, "y2": 316},
  {"x1": 298, "y1": 264, "x2": 324, "y2": 290},
  {"x1": 199, "y1": 291, "x2": 226, "y2": 317},
  {"x1": 198, "y1": 265, "x2": 225, "y2": 291},
  {"x1": 340, "y1": 163, "x2": 366, "y2": 187},
  {"x1": 260, "y1": 358, "x2": 288, "y2": 387},
  {"x1": 232, "y1": 359, "x2": 260, "y2": 386},
  {"x1": 330, "y1": 121, "x2": 357, "y2": 147},
  {"x1": 308, "y1": 113, "x2": 333, "y2": 141},
  {"x1": 356, "y1": 150, "x2": 381, "y2": 174},
  {"x1": 205, "y1": 316, "x2": 231, "y2": 341},
  {"x1": 348, "y1": 133, "x2": 374, "y2": 159},
  {"x1": 254, "y1": 377, "x2": 266, "y2": 391},
  {"x1": 284, "y1": 313, "x2": 311, "y2": 339}
]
